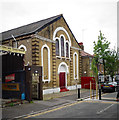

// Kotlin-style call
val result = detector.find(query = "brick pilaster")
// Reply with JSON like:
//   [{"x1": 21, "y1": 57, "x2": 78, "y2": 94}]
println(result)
[
  {"x1": 52, "y1": 43, "x2": 57, "y2": 88},
  {"x1": 70, "y1": 48, "x2": 73, "y2": 85},
  {"x1": 79, "y1": 50, "x2": 82, "y2": 83},
  {"x1": 32, "y1": 39, "x2": 39, "y2": 66}
]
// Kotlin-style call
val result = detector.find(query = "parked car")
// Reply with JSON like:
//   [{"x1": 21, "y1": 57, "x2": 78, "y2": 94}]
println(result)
[
  {"x1": 108, "y1": 82, "x2": 117, "y2": 87},
  {"x1": 101, "y1": 83, "x2": 115, "y2": 93}
]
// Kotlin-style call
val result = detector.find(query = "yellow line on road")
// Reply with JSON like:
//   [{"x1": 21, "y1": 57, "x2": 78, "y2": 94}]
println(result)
[
  {"x1": 24, "y1": 101, "x2": 83, "y2": 119},
  {"x1": 102, "y1": 97, "x2": 116, "y2": 99},
  {"x1": 84, "y1": 100, "x2": 119, "y2": 104}
]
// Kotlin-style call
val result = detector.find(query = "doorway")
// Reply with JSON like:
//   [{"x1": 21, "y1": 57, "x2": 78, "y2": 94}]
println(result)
[
  {"x1": 58, "y1": 62, "x2": 69, "y2": 92},
  {"x1": 59, "y1": 72, "x2": 65, "y2": 89}
]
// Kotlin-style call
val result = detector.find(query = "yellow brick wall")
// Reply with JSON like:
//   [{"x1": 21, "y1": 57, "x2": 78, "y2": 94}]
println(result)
[
  {"x1": 2, "y1": 38, "x2": 32, "y2": 66},
  {"x1": 36, "y1": 16, "x2": 81, "y2": 88},
  {"x1": 18, "y1": 39, "x2": 32, "y2": 66},
  {"x1": 38, "y1": 17, "x2": 79, "y2": 48},
  {"x1": 81, "y1": 57, "x2": 93, "y2": 77}
]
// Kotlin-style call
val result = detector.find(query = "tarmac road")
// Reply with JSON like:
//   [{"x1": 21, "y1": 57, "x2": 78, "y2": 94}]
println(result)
[{"x1": 22, "y1": 92, "x2": 119, "y2": 120}]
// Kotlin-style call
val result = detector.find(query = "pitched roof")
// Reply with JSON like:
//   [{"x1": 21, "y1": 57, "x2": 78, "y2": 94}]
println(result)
[
  {"x1": 1, "y1": 14, "x2": 62, "y2": 41},
  {"x1": 80, "y1": 50, "x2": 93, "y2": 57}
]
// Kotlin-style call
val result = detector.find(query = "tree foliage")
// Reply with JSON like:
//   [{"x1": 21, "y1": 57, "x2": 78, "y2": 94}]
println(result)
[
  {"x1": 105, "y1": 49, "x2": 119, "y2": 81},
  {"x1": 91, "y1": 58, "x2": 98, "y2": 82},
  {"x1": 93, "y1": 31, "x2": 110, "y2": 77},
  {"x1": 93, "y1": 31, "x2": 119, "y2": 82}
]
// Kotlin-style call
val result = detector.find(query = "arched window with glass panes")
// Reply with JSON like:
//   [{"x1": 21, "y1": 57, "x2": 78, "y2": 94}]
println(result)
[
  {"x1": 53, "y1": 27, "x2": 71, "y2": 58},
  {"x1": 56, "y1": 39, "x2": 59, "y2": 56},
  {"x1": 66, "y1": 42, "x2": 69, "y2": 58},
  {"x1": 55, "y1": 35, "x2": 70, "y2": 58},
  {"x1": 61, "y1": 36, "x2": 64, "y2": 57}
]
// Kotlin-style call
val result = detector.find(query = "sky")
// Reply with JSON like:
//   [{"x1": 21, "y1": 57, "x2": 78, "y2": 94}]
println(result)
[{"x1": 0, "y1": 0, "x2": 118, "y2": 54}]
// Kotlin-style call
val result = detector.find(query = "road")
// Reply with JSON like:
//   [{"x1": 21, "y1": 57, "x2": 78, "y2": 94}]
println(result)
[{"x1": 22, "y1": 92, "x2": 119, "y2": 120}]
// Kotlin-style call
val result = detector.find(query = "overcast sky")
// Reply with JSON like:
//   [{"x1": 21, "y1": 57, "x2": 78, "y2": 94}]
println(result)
[{"x1": 0, "y1": 0, "x2": 118, "y2": 54}]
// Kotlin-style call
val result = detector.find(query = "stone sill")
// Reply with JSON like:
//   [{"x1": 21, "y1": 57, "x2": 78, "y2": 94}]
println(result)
[{"x1": 56, "y1": 56, "x2": 71, "y2": 60}]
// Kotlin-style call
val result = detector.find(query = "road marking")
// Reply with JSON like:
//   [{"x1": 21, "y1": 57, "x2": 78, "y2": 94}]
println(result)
[
  {"x1": 24, "y1": 101, "x2": 83, "y2": 119},
  {"x1": 96, "y1": 104, "x2": 114, "y2": 114}
]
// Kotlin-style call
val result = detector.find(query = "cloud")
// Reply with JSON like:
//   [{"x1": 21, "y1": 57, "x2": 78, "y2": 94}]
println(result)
[{"x1": 0, "y1": 0, "x2": 117, "y2": 54}]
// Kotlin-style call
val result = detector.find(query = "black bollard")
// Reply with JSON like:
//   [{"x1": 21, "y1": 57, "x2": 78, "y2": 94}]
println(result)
[
  {"x1": 78, "y1": 88, "x2": 80, "y2": 98},
  {"x1": 99, "y1": 89, "x2": 101, "y2": 100}
]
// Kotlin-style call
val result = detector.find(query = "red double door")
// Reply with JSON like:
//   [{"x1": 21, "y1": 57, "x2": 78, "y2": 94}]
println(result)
[{"x1": 59, "y1": 72, "x2": 65, "y2": 89}]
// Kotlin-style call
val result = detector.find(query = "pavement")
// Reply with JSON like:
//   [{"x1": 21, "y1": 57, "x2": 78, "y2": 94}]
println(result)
[{"x1": 2, "y1": 89, "x2": 92, "y2": 120}]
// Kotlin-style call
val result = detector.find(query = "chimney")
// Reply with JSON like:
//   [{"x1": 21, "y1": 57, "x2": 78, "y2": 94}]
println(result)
[{"x1": 79, "y1": 42, "x2": 84, "y2": 50}]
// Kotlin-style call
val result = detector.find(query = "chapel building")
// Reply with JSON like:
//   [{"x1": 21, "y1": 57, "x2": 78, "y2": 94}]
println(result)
[{"x1": 1, "y1": 14, "x2": 82, "y2": 94}]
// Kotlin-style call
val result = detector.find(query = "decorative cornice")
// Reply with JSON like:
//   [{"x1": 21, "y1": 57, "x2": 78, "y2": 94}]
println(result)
[
  {"x1": 71, "y1": 46, "x2": 81, "y2": 50},
  {"x1": 34, "y1": 34, "x2": 56, "y2": 43}
]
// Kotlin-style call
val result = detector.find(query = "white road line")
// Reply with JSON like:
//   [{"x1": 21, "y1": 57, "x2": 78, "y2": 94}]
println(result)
[{"x1": 97, "y1": 104, "x2": 114, "y2": 114}]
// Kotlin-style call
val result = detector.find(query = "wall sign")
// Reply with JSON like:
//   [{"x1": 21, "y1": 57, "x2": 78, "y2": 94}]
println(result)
[
  {"x1": 2, "y1": 83, "x2": 20, "y2": 91},
  {"x1": 5, "y1": 74, "x2": 15, "y2": 82}
]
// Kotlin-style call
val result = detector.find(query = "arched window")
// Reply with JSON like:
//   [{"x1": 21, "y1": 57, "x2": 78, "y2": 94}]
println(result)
[
  {"x1": 56, "y1": 39, "x2": 59, "y2": 56},
  {"x1": 66, "y1": 42, "x2": 69, "y2": 58},
  {"x1": 73, "y1": 52, "x2": 78, "y2": 79},
  {"x1": 41, "y1": 44, "x2": 50, "y2": 82},
  {"x1": 53, "y1": 27, "x2": 71, "y2": 58},
  {"x1": 61, "y1": 36, "x2": 64, "y2": 57},
  {"x1": 18, "y1": 44, "x2": 27, "y2": 51},
  {"x1": 43, "y1": 47, "x2": 48, "y2": 79}
]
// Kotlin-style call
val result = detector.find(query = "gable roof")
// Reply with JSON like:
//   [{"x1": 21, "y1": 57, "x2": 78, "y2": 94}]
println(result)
[
  {"x1": 1, "y1": 14, "x2": 81, "y2": 49},
  {"x1": 1, "y1": 14, "x2": 62, "y2": 41},
  {"x1": 80, "y1": 50, "x2": 93, "y2": 57}
]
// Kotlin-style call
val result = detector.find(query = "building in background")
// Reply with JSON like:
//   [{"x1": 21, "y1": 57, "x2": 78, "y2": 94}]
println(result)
[{"x1": 79, "y1": 42, "x2": 93, "y2": 77}]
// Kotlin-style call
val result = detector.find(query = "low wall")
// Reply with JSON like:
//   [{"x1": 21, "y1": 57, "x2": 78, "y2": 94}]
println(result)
[{"x1": 43, "y1": 84, "x2": 81, "y2": 95}]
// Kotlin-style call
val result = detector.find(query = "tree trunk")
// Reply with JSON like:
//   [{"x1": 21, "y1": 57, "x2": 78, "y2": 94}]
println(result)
[{"x1": 103, "y1": 58, "x2": 106, "y2": 82}]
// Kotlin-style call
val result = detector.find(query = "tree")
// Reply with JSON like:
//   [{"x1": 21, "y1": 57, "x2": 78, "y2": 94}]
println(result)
[
  {"x1": 91, "y1": 58, "x2": 98, "y2": 99},
  {"x1": 93, "y1": 31, "x2": 110, "y2": 81},
  {"x1": 91, "y1": 58, "x2": 98, "y2": 79},
  {"x1": 105, "y1": 49, "x2": 119, "y2": 81}
]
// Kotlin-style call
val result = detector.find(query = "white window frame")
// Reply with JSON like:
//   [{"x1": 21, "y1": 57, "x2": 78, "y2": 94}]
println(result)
[
  {"x1": 55, "y1": 37, "x2": 60, "y2": 56},
  {"x1": 53, "y1": 27, "x2": 71, "y2": 59},
  {"x1": 65, "y1": 41, "x2": 70, "y2": 58},
  {"x1": 60, "y1": 34, "x2": 65, "y2": 57},
  {"x1": 41, "y1": 44, "x2": 50, "y2": 82},
  {"x1": 73, "y1": 52, "x2": 78, "y2": 79},
  {"x1": 18, "y1": 44, "x2": 27, "y2": 51}
]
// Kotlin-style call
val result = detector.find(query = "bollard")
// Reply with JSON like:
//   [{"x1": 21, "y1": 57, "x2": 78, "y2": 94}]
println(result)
[
  {"x1": 99, "y1": 89, "x2": 101, "y2": 100},
  {"x1": 90, "y1": 81, "x2": 92, "y2": 99},
  {"x1": 99, "y1": 83, "x2": 101, "y2": 100},
  {"x1": 78, "y1": 88, "x2": 80, "y2": 98}
]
